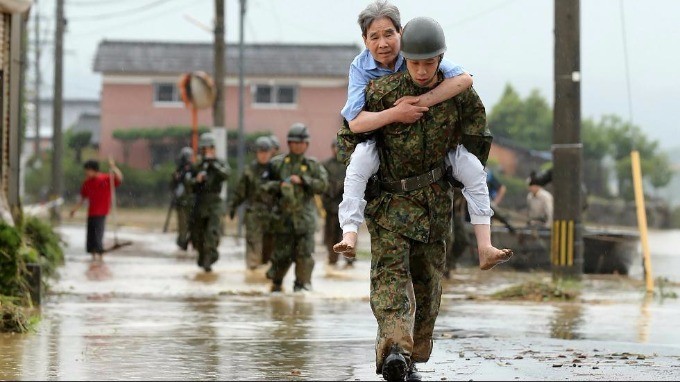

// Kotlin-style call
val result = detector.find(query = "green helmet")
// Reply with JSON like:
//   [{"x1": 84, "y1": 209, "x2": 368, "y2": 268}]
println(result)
[
  {"x1": 198, "y1": 132, "x2": 216, "y2": 149},
  {"x1": 269, "y1": 135, "x2": 280, "y2": 150},
  {"x1": 287, "y1": 123, "x2": 310, "y2": 143},
  {"x1": 254, "y1": 136, "x2": 273, "y2": 152},
  {"x1": 178, "y1": 146, "x2": 193, "y2": 162},
  {"x1": 401, "y1": 17, "x2": 447, "y2": 60}
]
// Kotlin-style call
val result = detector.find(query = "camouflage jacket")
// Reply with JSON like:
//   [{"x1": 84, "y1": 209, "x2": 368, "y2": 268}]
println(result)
[
  {"x1": 321, "y1": 156, "x2": 345, "y2": 214},
  {"x1": 228, "y1": 160, "x2": 274, "y2": 216},
  {"x1": 171, "y1": 162, "x2": 195, "y2": 206},
  {"x1": 337, "y1": 72, "x2": 492, "y2": 167},
  {"x1": 363, "y1": 71, "x2": 490, "y2": 243},
  {"x1": 189, "y1": 157, "x2": 231, "y2": 216},
  {"x1": 262, "y1": 153, "x2": 328, "y2": 235}
]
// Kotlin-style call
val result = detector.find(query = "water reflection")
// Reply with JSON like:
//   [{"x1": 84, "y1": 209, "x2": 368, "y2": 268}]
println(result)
[
  {"x1": 637, "y1": 294, "x2": 653, "y2": 343},
  {"x1": 549, "y1": 303, "x2": 583, "y2": 340}
]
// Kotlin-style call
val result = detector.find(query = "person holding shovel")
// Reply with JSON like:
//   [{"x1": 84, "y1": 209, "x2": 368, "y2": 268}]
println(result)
[{"x1": 70, "y1": 158, "x2": 123, "y2": 262}]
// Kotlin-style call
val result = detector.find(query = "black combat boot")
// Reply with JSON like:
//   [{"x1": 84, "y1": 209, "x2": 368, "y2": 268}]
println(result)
[
  {"x1": 293, "y1": 282, "x2": 311, "y2": 293},
  {"x1": 382, "y1": 346, "x2": 408, "y2": 382},
  {"x1": 271, "y1": 281, "x2": 283, "y2": 293},
  {"x1": 406, "y1": 363, "x2": 422, "y2": 382}
]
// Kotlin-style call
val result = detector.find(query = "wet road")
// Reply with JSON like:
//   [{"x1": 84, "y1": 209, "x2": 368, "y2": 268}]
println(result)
[{"x1": 1, "y1": 226, "x2": 680, "y2": 380}]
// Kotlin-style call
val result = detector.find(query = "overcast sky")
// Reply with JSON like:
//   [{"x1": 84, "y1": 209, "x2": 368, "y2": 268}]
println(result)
[{"x1": 31, "y1": 0, "x2": 680, "y2": 149}]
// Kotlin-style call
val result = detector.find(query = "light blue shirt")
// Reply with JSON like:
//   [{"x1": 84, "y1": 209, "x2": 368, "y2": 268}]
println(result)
[{"x1": 340, "y1": 48, "x2": 467, "y2": 122}]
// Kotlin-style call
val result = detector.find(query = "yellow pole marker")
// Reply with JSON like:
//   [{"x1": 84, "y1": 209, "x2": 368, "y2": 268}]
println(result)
[{"x1": 631, "y1": 150, "x2": 654, "y2": 293}]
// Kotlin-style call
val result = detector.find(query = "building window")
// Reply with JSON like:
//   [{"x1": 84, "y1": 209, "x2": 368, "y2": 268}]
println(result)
[
  {"x1": 252, "y1": 84, "x2": 297, "y2": 106},
  {"x1": 154, "y1": 83, "x2": 181, "y2": 103}
]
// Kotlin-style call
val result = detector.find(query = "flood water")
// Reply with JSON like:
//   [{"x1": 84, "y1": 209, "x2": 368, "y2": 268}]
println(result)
[{"x1": 1, "y1": 226, "x2": 679, "y2": 380}]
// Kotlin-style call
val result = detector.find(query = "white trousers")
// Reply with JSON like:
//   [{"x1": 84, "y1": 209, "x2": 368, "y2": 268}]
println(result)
[{"x1": 338, "y1": 139, "x2": 492, "y2": 234}]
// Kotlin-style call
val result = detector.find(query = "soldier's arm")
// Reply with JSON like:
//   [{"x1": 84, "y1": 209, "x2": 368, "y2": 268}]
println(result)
[
  {"x1": 458, "y1": 87, "x2": 493, "y2": 166},
  {"x1": 229, "y1": 173, "x2": 248, "y2": 211},
  {"x1": 210, "y1": 160, "x2": 231, "y2": 181},
  {"x1": 300, "y1": 162, "x2": 328, "y2": 195}
]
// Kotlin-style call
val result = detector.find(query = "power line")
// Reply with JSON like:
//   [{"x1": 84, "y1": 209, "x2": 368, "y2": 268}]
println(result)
[
  {"x1": 619, "y1": 0, "x2": 635, "y2": 126},
  {"x1": 68, "y1": 0, "x2": 180, "y2": 22},
  {"x1": 68, "y1": 0, "x2": 201, "y2": 38},
  {"x1": 442, "y1": 0, "x2": 519, "y2": 29},
  {"x1": 67, "y1": 0, "x2": 141, "y2": 7}
]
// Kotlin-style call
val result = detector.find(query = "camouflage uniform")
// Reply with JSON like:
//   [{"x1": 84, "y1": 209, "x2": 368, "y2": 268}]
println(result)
[
  {"x1": 171, "y1": 159, "x2": 195, "y2": 250},
  {"x1": 446, "y1": 188, "x2": 470, "y2": 272},
  {"x1": 229, "y1": 160, "x2": 274, "y2": 269},
  {"x1": 264, "y1": 153, "x2": 328, "y2": 290},
  {"x1": 190, "y1": 157, "x2": 230, "y2": 270},
  {"x1": 338, "y1": 71, "x2": 490, "y2": 373},
  {"x1": 321, "y1": 152, "x2": 350, "y2": 265}
]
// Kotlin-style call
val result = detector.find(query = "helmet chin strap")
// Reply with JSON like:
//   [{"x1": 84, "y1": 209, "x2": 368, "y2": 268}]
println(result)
[{"x1": 413, "y1": 56, "x2": 443, "y2": 88}]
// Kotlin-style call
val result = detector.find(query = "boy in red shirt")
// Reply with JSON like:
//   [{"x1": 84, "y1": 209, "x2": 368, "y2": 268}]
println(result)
[{"x1": 70, "y1": 159, "x2": 123, "y2": 261}]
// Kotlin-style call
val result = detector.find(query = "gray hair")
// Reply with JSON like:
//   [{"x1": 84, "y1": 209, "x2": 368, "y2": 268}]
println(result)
[{"x1": 357, "y1": 0, "x2": 402, "y2": 37}]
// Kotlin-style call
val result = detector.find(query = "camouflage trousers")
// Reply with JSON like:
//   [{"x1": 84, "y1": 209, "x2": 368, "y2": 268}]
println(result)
[
  {"x1": 266, "y1": 232, "x2": 315, "y2": 287},
  {"x1": 367, "y1": 223, "x2": 446, "y2": 374},
  {"x1": 324, "y1": 212, "x2": 346, "y2": 264},
  {"x1": 175, "y1": 203, "x2": 192, "y2": 250},
  {"x1": 262, "y1": 232, "x2": 274, "y2": 265},
  {"x1": 446, "y1": 208, "x2": 470, "y2": 271},
  {"x1": 191, "y1": 210, "x2": 222, "y2": 269},
  {"x1": 244, "y1": 210, "x2": 266, "y2": 269}
]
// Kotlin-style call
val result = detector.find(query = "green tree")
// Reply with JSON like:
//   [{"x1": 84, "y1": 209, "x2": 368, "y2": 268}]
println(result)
[
  {"x1": 487, "y1": 84, "x2": 552, "y2": 150},
  {"x1": 66, "y1": 130, "x2": 92, "y2": 164},
  {"x1": 591, "y1": 115, "x2": 672, "y2": 198}
]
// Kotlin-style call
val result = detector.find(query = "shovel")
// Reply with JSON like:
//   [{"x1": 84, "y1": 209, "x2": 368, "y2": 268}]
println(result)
[{"x1": 104, "y1": 157, "x2": 132, "y2": 253}]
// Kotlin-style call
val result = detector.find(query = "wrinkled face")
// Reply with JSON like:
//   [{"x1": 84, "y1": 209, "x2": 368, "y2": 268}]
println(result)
[
  {"x1": 85, "y1": 169, "x2": 97, "y2": 179},
  {"x1": 256, "y1": 149, "x2": 272, "y2": 164},
  {"x1": 288, "y1": 141, "x2": 308, "y2": 155},
  {"x1": 363, "y1": 17, "x2": 401, "y2": 70},
  {"x1": 406, "y1": 56, "x2": 440, "y2": 88}
]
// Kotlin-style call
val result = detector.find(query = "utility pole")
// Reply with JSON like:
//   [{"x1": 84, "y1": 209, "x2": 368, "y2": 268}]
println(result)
[
  {"x1": 33, "y1": 0, "x2": 41, "y2": 158},
  {"x1": 213, "y1": 0, "x2": 225, "y2": 130},
  {"x1": 551, "y1": 0, "x2": 583, "y2": 279},
  {"x1": 237, "y1": 0, "x2": 246, "y2": 176},
  {"x1": 235, "y1": 0, "x2": 246, "y2": 236},
  {"x1": 51, "y1": 0, "x2": 64, "y2": 222}
]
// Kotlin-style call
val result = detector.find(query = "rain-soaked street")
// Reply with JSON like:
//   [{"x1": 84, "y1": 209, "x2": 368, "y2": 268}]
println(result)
[{"x1": 2, "y1": 225, "x2": 680, "y2": 380}]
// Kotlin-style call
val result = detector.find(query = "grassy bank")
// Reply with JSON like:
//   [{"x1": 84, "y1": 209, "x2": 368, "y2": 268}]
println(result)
[{"x1": 0, "y1": 217, "x2": 64, "y2": 333}]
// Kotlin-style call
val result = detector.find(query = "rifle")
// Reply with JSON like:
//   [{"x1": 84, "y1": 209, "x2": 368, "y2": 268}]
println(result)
[{"x1": 162, "y1": 194, "x2": 176, "y2": 233}]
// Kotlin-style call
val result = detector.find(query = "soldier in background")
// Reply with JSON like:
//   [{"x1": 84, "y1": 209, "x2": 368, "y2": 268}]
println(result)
[
  {"x1": 229, "y1": 136, "x2": 275, "y2": 270},
  {"x1": 190, "y1": 132, "x2": 231, "y2": 272},
  {"x1": 171, "y1": 147, "x2": 195, "y2": 251},
  {"x1": 322, "y1": 138, "x2": 354, "y2": 267},
  {"x1": 263, "y1": 123, "x2": 328, "y2": 292},
  {"x1": 262, "y1": 134, "x2": 281, "y2": 263}
]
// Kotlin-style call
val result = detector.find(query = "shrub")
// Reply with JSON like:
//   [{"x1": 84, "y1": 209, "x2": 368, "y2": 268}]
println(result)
[{"x1": 22, "y1": 217, "x2": 65, "y2": 277}]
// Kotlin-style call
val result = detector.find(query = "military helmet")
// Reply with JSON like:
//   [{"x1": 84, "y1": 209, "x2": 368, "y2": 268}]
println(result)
[
  {"x1": 179, "y1": 146, "x2": 193, "y2": 161},
  {"x1": 269, "y1": 134, "x2": 280, "y2": 150},
  {"x1": 287, "y1": 123, "x2": 310, "y2": 143},
  {"x1": 198, "y1": 132, "x2": 216, "y2": 149},
  {"x1": 400, "y1": 17, "x2": 447, "y2": 60},
  {"x1": 254, "y1": 136, "x2": 273, "y2": 152}
]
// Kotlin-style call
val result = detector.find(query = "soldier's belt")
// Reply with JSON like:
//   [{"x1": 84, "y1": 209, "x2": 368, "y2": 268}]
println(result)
[{"x1": 380, "y1": 166, "x2": 444, "y2": 193}]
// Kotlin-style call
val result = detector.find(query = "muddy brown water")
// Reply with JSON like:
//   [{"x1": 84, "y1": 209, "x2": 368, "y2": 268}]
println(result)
[{"x1": 1, "y1": 226, "x2": 679, "y2": 380}]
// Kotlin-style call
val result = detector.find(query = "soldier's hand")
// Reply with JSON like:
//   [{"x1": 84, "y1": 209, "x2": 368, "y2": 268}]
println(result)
[
  {"x1": 196, "y1": 172, "x2": 206, "y2": 182},
  {"x1": 392, "y1": 98, "x2": 428, "y2": 124},
  {"x1": 289, "y1": 175, "x2": 303, "y2": 185},
  {"x1": 394, "y1": 95, "x2": 421, "y2": 107}
]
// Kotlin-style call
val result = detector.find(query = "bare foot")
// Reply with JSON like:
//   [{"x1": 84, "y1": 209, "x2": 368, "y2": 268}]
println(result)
[
  {"x1": 333, "y1": 232, "x2": 357, "y2": 258},
  {"x1": 478, "y1": 246, "x2": 513, "y2": 270}
]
